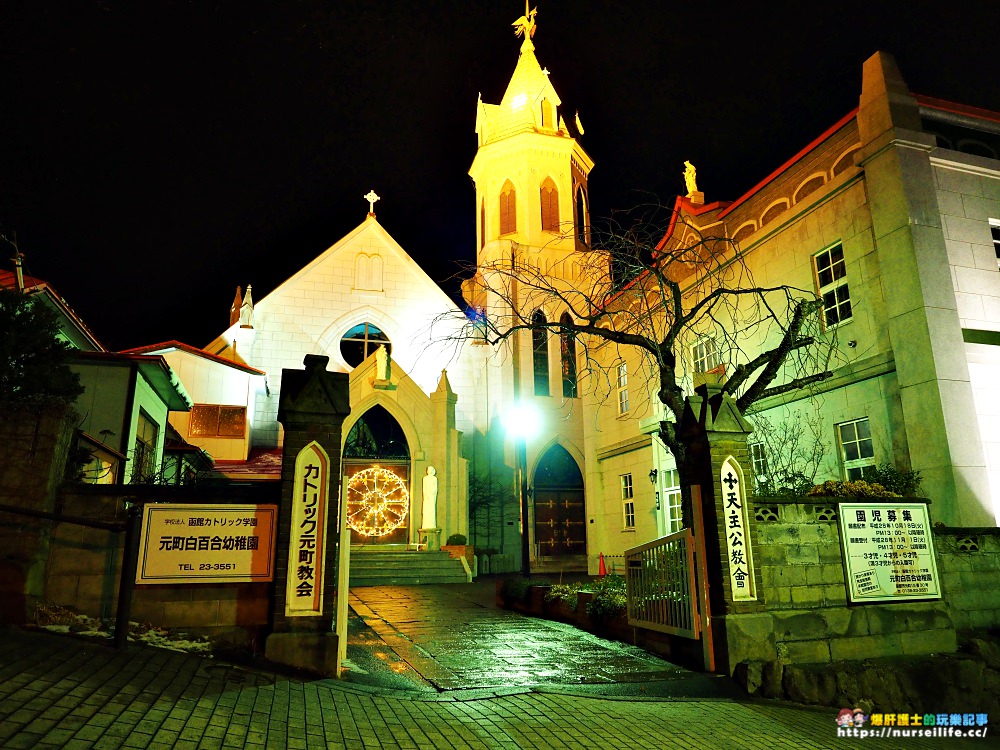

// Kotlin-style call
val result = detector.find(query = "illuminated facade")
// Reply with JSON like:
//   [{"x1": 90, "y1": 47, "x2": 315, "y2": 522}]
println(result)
[{"x1": 582, "y1": 52, "x2": 1000, "y2": 571}]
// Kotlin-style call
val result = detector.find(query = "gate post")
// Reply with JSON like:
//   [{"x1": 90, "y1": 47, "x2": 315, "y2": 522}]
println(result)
[
  {"x1": 680, "y1": 383, "x2": 766, "y2": 674},
  {"x1": 265, "y1": 355, "x2": 350, "y2": 676}
]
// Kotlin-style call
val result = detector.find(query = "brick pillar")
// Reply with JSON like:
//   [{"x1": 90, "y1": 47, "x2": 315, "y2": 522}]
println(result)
[
  {"x1": 680, "y1": 384, "x2": 765, "y2": 673},
  {"x1": 264, "y1": 355, "x2": 350, "y2": 675}
]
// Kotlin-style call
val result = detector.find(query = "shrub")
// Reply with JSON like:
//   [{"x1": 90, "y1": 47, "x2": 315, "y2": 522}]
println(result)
[
  {"x1": 544, "y1": 583, "x2": 581, "y2": 610},
  {"x1": 445, "y1": 533, "x2": 467, "y2": 546},
  {"x1": 583, "y1": 574, "x2": 627, "y2": 620},
  {"x1": 500, "y1": 577, "x2": 531, "y2": 603},
  {"x1": 806, "y1": 479, "x2": 899, "y2": 498},
  {"x1": 864, "y1": 464, "x2": 922, "y2": 496}
]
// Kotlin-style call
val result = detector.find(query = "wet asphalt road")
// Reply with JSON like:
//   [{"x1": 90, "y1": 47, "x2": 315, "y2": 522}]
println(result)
[{"x1": 342, "y1": 581, "x2": 742, "y2": 700}]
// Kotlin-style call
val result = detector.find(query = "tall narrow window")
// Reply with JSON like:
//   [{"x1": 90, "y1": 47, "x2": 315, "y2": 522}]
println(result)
[
  {"x1": 814, "y1": 243, "x2": 852, "y2": 326},
  {"x1": 541, "y1": 98, "x2": 553, "y2": 129},
  {"x1": 480, "y1": 199, "x2": 486, "y2": 249},
  {"x1": 990, "y1": 219, "x2": 1000, "y2": 270},
  {"x1": 559, "y1": 312, "x2": 577, "y2": 398},
  {"x1": 575, "y1": 185, "x2": 589, "y2": 245},
  {"x1": 540, "y1": 177, "x2": 559, "y2": 232},
  {"x1": 133, "y1": 411, "x2": 159, "y2": 483},
  {"x1": 532, "y1": 310, "x2": 549, "y2": 396},
  {"x1": 749, "y1": 442, "x2": 768, "y2": 493},
  {"x1": 662, "y1": 468, "x2": 682, "y2": 534},
  {"x1": 837, "y1": 417, "x2": 875, "y2": 480},
  {"x1": 500, "y1": 180, "x2": 517, "y2": 235},
  {"x1": 621, "y1": 473, "x2": 635, "y2": 529},
  {"x1": 617, "y1": 362, "x2": 629, "y2": 415}
]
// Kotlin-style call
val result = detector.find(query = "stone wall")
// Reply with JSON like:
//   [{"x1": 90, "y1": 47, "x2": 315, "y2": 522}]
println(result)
[
  {"x1": 43, "y1": 486, "x2": 277, "y2": 647},
  {"x1": 0, "y1": 404, "x2": 76, "y2": 623},
  {"x1": 934, "y1": 529, "x2": 1000, "y2": 632},
  {"x1": 720, "y1": 497, "x2": 960, "y2": 673}
]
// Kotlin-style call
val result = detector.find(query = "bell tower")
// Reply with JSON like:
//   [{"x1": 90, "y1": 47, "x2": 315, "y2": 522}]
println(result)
[{"x1": 469, "y1": 4, "x2": 595, "y2": 272}]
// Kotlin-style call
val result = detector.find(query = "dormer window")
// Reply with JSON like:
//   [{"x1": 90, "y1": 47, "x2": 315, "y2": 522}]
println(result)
[{"x1": 541, "y1": 98, "x2": 554, "y2": 129}]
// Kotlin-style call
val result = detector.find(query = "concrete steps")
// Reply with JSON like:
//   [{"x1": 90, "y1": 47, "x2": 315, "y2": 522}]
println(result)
[{"x1": 348, "y1": 548, "x2": 469, "y2": 587}]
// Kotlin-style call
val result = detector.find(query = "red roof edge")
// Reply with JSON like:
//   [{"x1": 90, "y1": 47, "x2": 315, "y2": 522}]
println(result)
[
  {"x1": 718, "y1": 107, "x2": 859, "y2": 220},
  {"x1": 121, "y1": 340, "x2": 266, "y2": 375},
  {"x1": 915, "y1": 94, "x2": 1000, "y2": 126}
]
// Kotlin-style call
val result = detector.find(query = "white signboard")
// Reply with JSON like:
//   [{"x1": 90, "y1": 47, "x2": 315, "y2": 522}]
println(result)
[
  {"x1": 837, "y1": 502, "x2": 941, "y2": 603},
  {"x1": 137, "y1": 503, "x2": 277, "y2": 584},
  {"x1": 721, "y1": 457, "x2": 756, "y2": 601},
  {"x1": 286, "y1": 441, "x2": 332, "y2": 617}
]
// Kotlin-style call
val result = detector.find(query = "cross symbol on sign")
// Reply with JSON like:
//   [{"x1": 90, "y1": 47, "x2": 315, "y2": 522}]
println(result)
[
  {"x1": 723, "y1": 472, "x2": 738, "y2": 490},
  {"x1": 364, "y1": 190, "x2": 380, "y2": 214}
]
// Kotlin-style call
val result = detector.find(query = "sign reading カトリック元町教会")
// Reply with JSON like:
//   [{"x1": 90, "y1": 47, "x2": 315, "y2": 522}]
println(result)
[
  {"x1": 136, "y1": 504, "x2": 277, "y2": 584},
  {"x1": 837, "y1": 502, "x2": 941, "y2": 603}
]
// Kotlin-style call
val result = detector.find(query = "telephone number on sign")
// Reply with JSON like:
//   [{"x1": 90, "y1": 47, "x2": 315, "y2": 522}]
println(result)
[{"x1": 199, "y1": 563, "x2": 236, "y2": 571}]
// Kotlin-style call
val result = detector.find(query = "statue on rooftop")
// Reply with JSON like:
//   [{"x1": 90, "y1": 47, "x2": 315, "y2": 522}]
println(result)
[{"x1": 683, "y1": 161, "x2": 698, "y2": 196}]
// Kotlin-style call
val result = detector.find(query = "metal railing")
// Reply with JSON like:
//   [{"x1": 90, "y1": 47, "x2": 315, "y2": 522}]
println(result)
[{"x1": 624, "y1": 528, "x2": 700, "y2": 638}]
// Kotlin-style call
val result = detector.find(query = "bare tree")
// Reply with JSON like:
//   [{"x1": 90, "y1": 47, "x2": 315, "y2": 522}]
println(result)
[
  {"x1": 745, "y1": 399, "x2": 830, "y2": 497},
  {"x1": 448, "y1": 203, "x2": 839, "y2": 516}
]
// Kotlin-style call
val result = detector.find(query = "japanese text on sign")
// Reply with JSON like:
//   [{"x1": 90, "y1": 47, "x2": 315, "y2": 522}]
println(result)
[
  {"x1": 721, "y1": 457, "x2": 756, "y2": 601},
  {"x1": 286, "y1": 441, "x2": 331, "y2": 617},
  {"x1": 136, "y1": 504, "x2": 277, "y2": 584},
  {"x1": 837, "y1": 502, "x2": 940, "y2": 603}
]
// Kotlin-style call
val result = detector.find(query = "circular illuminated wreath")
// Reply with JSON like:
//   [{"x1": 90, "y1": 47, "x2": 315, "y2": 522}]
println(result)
[{"x1": 346, "y1": 466, "x2": 409, "y2": 537}]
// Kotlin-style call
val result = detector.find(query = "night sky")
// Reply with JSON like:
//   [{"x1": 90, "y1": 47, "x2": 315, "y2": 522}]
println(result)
[{"x1": 2, "y1": 1, "x2": 996, "y2": 351}]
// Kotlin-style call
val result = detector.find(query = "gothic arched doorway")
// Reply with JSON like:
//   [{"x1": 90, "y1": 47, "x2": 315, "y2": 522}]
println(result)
[
  {"x1": 533, "y1": 444, "x2": 585, "y2": 557},
  {"x1": 343, "y1": 404, "x2": 411, "y2": 545}
]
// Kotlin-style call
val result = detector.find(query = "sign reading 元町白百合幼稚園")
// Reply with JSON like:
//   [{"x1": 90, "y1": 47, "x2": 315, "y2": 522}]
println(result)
[
  {"x1": 837, "y1": 502, "x2": 941, "y2": 603},
  {"x1": 136, "y1": 504, "x2": 277, "y2": 584}
]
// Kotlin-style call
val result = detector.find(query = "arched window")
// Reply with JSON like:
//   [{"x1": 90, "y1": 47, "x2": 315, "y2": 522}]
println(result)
[
  {"x1": 340, "y1": 322, "x2": 391, "y2": 368},
  {"x1": 575, "y1": 186, "x2": 589, "y2": 246},
  {"x1": 500, "y1": 180, "x2": 517, "y2": 235},
  {"x1": 532, "y1": 310, "x2": 549, "y2": 397},
  {"x1": 559, "y1": 312, "x2": 577, "y2": 398},
  {"x1": 480, "y1": 198, "x2": 486, "y2": 248},
  {"x1": 541, "y1": 98, "x2": 554, "y2": 129},
  {"x1": 540, "y1": 177, "x2": 559, "y2": 232}
]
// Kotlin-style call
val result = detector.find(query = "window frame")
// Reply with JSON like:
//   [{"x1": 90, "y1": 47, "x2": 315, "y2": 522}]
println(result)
[
  {"x1": 621, "y1": 473, "x2": 635, "y2": 529},
  {"x1": 133, "y1": 410, "x2": 159, "y2": 483},
  {"x1": 814, "y1": 242, "x2": 852, "y2": 327},
  {"x1": 189, "y1": 404, "x2": 248, "y2": 439},
  {"x1": 532, "y1": 310, "x2": 550, "y2": 397},
  {"x1": 500, "y1": 181, "x2": 517, "y2": 236},
  {"x1": 559, "y1": 312, "x2": 577, "y2": 398},
  {"x1": 616, "y1": 362, "x2": 629, "y2": 415},
  {"x1": 836, "y1": 417, "x2": 876, "y2": 481},
  {"x1": 691, "y1": 336, "x2": 720, "y2": 374}
]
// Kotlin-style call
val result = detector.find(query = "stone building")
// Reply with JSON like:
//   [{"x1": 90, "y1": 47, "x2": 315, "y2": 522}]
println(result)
[{"x1": 582, "y1": 52, "x2": 1000, "y2": 571}]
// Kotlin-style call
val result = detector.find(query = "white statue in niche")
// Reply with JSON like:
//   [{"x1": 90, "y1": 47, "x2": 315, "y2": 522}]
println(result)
[
  {"x1": 375, "y1": 344, "x2": 390, "y2": 381},
  {"x1": 422, "y1": 466, "x2": 438, "y2": 529}
]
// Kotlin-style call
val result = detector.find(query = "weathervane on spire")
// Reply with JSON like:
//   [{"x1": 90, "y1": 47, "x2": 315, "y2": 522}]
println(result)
[{"x1": 512, "y1": 2, "x2": 537, "y2": 39}]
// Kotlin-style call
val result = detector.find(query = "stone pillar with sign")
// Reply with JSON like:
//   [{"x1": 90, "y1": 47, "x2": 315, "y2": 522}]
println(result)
[
  {"x1": 679, "y1": 383, "x2": 765, "y2": 618},
  {"x1": 265, "y1": 355, "x2": 350, "y2": 676}
]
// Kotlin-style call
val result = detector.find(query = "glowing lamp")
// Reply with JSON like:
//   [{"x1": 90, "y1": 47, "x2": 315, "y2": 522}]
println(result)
[{"x1": 502, "y1": 402, "x2": 540, "y2": 440}]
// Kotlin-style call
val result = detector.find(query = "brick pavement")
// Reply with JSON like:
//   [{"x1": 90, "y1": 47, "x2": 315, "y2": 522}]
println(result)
[{"x1": 1, "y1": 627, "x2": 992, "y2": 750}]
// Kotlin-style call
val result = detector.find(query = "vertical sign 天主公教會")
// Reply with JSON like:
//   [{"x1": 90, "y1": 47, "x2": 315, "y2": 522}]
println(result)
[
  {"x1": 721, "y1": 456, "x2": 756, "y2": 601},
  {"x1": 286, "y1": 441, "x2": 332, "y2": 617}
]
